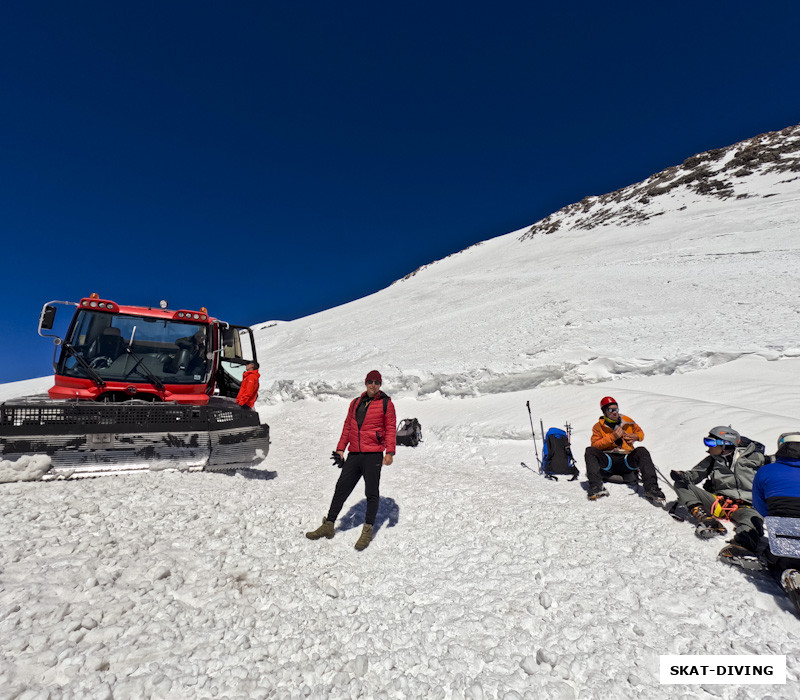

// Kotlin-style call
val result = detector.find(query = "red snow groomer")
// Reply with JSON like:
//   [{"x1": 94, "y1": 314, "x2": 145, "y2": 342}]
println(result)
[{"x1": 0, "y1": 294, "x2": 270, "y2": 479}]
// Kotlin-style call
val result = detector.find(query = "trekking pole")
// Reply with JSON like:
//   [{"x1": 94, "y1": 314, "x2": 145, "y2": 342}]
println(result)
[
  {"x1": 525, "y1": 401, "x2": 541, "y2": 468},
  {"x1": 539, "y1": 418, "x2": 547, "y2": 475},
  {"x1": 654, "y1": 465, "x2": 678, "y2": 494},
  {"x1": 563, "y1": 421, "x2": 579, "y2": 480},
  {"x1": 654, "y1": 465, "x2": 689, "y2": 521}
]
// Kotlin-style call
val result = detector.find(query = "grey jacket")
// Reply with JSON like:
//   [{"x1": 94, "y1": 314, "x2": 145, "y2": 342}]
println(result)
[{"x1": 683, "y1": 442, "x2": 766, "y2": 502}]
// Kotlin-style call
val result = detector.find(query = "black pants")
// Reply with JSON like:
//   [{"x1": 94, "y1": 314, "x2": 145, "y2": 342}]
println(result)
[
  {"x1": 764, "y1": 550, "x2": 800, "y2": 581},
  {"x1": 327, "y1": 452, "x2": 383, "y2": 525},
  {"x1": 585, "y1": 446, "x2": 658, "y2": 491}
]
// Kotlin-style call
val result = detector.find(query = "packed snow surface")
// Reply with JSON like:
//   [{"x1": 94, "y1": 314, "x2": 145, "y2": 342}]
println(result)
[{"x1": 2, "y1": 133, "x2": 800, "y2": 698}]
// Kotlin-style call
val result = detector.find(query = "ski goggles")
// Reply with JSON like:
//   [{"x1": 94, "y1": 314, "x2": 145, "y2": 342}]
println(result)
[{"x1": 703, "y1": 437, "x2": 734, "y2": 448}]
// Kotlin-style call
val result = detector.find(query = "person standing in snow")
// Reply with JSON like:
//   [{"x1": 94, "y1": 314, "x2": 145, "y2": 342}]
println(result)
[
  {"x1": 306, "y1": 370, "x2": 397, "y2": 551},
  {"x1": 584, "y1": 396, "x2": 665, "y2": 504},
  {"x1": 235, "y1": 361, "x2": 260, "y2": 409},
  {"x1": 749, "y1": 432, "x2": 800, "y2": 613},
  {"x1": 670, "y1": 426, "x2": 766, "y2": 569}
]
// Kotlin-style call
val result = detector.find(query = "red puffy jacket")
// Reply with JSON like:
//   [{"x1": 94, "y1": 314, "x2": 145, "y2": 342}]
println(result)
[
  {"x1": 236, "y1": 370, "x2": 260, "y2": 408},
  {"x1": 337, "y1": 391, "x2": 397, "y2": 454}
]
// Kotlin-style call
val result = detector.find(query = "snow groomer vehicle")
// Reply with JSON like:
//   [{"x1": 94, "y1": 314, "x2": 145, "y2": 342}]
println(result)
[{"x1": 0, "y1": 294, "x2": 269, "y2": 478}]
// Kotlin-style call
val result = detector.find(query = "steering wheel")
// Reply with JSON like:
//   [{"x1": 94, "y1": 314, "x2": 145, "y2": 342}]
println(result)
[{"x1": 89, "y1": 356, "x2": 112, "y2": 369}]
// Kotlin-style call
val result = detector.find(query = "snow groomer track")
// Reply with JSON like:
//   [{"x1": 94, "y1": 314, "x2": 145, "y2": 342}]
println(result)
[{"x1": 0, "y1": 396, "x2": 269, "y2": 478}]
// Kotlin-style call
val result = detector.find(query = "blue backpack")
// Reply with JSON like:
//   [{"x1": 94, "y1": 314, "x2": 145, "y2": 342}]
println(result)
[{"x1": 540, "y1": 428, "x2": 579, "y2": 481}]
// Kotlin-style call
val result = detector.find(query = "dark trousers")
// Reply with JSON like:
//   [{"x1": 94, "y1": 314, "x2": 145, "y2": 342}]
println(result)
[
  {"x1": 585, "y1": 446, "x2": 658, "y2": 491},
  {"x1": 327, "y1": 452, "x2": 383, "y2": 525},
  {"x1": 765, "y1": 550, "x2": 800, "y2": 581},
  {"x1": 673, "y1": 481, "x2": 764, "y2": 550}
]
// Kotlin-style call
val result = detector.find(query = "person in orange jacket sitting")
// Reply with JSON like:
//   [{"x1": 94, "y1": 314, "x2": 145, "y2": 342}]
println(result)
[
  {"x1": 585, "y1": 396, "x2": 665, "y2": 504},
  {"x1": 235, "y1": 361, "x2": 260, "y2": 409}
]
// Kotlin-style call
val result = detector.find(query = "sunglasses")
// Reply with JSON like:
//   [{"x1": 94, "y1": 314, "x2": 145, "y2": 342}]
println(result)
[
  {"x1": 703, "y1": 437, "x2": 733, "y2": 448},
  {"x1": 604, "y1": 406, "x2": 619, "y2": 412},
  {"x1": 366, "y1": 380, "x2": 381, "y2": 385}
]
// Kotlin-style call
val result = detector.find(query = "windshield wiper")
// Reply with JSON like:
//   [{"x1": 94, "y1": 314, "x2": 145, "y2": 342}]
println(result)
[
  {"x1": 61, "y1": 343, "x2": 107, "y2": 388},
  {"x1": 124, "y1": 347, "x2": 166, "y2": 392}
]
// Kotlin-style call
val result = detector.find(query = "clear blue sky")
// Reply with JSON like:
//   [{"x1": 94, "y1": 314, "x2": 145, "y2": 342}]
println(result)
[{"x1": 2, "y1": 1, "x2": 799, "y2": 383}]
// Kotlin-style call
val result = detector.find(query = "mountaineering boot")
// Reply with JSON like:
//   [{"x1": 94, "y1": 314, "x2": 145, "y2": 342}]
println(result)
[
  {"x1": 354, "y1": 524, "x2": 374, "y2": 551},
  {"x1": 644, "y1": 487, "x2": 666, "y2": 507},
  {"x1": 780, "y1": 569, "x2": 800, "y2": 617},
  {"x1": 306, "y1": 518, "x2": 335, "y2": 540},
  {"x1": 690, "y1": 505, "x2": 726, "y2": 539},
  {"x1": 587, "y1": 485, "x2": 609, "y2": 501},
  {"x1": 718, "y1": 543, "x2": 764, "y2": 571}
]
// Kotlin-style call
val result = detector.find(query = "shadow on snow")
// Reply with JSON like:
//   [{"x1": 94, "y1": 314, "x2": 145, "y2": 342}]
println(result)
[{"x1": 338, "y1": 496, "x2": 400, "y2": 536}]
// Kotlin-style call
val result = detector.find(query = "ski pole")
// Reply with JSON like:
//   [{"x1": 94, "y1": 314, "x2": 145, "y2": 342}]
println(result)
[{"x1": 525, "y1": 401, "x2": 541, "y2": 467}]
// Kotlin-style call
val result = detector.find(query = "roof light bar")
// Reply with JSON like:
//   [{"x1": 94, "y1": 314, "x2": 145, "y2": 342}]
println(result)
[{"x1": 79, "y1": 297, "x2": 119, "y2": 313}]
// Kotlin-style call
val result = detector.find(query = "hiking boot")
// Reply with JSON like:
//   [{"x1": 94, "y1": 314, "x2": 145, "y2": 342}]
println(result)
[
  {"x1": 690, "y1": 506, "x2": 726, "y2": 539},
  {"x1": 305, "y1": 518, "x2": 335, "y2": 540},
  {"x1": 354, "y1": 524, "x2": 374, "y2": 551},
  {"x1": 695, "y1": 516, "x2": 727, "y2": 538},
  {"x1": 587, "y1": 485, "x2": 609, "y2": 501},
  {"x1": 689, "y1": 505, "x2": 706, "y2": 521},
  {"x1": 718, "y1": 544, "x2": 764, "y2": 571},
  {"x1": 780, "y1": 569, "x2": 800, "y2": 617},
  {"x1": 644, "y1": 487, "x2": 666, "y2": 507}
]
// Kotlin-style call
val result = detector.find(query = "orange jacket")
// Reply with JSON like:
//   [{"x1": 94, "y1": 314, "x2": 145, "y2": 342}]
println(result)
[
  {"x1": 591, "y1": 414, "x2": 644, "y2": 453},
  {"x1": 236, "y1": 370, "x2": 260, "y2": 408}
]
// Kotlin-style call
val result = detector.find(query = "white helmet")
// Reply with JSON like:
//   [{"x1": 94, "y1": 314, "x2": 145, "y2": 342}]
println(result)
[{"x1": 778, "y1": 432, "x2": 800, "y2": 447}]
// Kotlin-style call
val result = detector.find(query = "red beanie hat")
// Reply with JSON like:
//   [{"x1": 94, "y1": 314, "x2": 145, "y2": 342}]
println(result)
[{"x1": 365, "y1": 370, "x2": 382, "y2": 384}]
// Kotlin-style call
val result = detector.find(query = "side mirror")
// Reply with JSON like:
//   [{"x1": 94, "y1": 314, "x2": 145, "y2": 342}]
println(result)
[{"x1": 40, "y1": 305, "x2": 57, "y2": 330}]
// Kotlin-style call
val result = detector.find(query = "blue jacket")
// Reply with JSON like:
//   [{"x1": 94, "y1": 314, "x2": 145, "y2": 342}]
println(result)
[{"x1": 752, "y1": 457, "x2": 800, "y2": 518}]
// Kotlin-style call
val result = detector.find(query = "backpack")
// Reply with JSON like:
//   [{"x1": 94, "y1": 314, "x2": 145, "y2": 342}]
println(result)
[
  {"x1": 396, "y1": 418, "x2": 423, "y2": 447},
  {"x1": 738, "y1": 435, "x2": 766, "y2": 455},
  {"x1": 540, "y1": 427, "x2": 578, "y2": 481}
]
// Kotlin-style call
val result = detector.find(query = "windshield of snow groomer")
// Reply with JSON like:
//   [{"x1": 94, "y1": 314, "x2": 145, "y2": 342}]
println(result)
[{"x1": 59, "y1": 310, "x2": 211, "y2": 384}]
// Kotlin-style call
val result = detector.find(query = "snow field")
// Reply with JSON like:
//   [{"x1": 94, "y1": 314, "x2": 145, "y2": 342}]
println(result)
[{"x1": 2, "y1": 356, "x2": 799, "y2": 698}]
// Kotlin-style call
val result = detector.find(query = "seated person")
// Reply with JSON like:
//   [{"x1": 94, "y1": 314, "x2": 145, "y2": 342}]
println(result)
[
  {"x1": 752, "y1": 432, "x2": 800, "y2": 615},
  {"x1": 169, "y1": 330, "x2": 208, "y2": 376},
  {"x1": 671, "y1": 426, "x2": 767, "y2": 570},
  {"x1": 585, "y1": 396, "x2": 665, "y2": 505},
  {"x1": 185, "y1": 330, "x2": 208, "y2": 376}
]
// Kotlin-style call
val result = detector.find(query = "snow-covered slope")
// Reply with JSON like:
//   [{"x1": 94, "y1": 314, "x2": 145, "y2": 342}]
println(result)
[
  {"x1": 2, "y1": 125, "x2": 800, "y2": 698},
  {"x1": 254, "y1": 124, "x2": 800, "y2": 402}
]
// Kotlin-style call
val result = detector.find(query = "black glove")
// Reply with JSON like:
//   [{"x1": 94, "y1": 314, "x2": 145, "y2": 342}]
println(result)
[
  {"x1": 331, "y1": 451, "x2": 345, "y2": 468},
  {"x1": 670, "y1": 470, "x2": 691, "y2": 488}
]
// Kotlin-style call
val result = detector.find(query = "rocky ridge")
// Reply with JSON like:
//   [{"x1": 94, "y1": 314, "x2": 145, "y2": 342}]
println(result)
[{"x1": 520, "y1": 122, "x2": 800, "y2": 239}]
